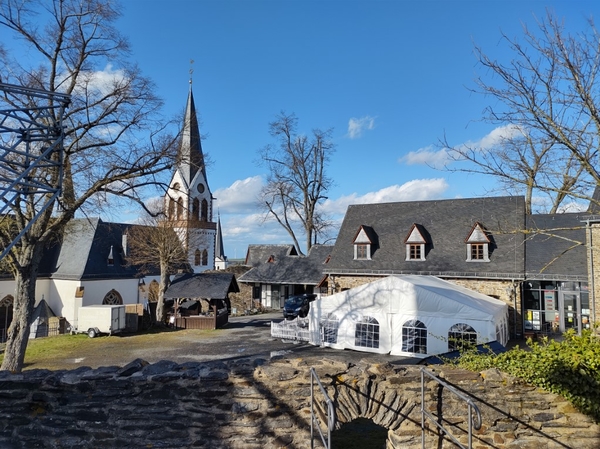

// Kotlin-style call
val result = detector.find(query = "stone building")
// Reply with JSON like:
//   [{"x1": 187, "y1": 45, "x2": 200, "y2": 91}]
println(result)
[{"x1": 322, "y1": 195, "x2": 592, "y2": 340}]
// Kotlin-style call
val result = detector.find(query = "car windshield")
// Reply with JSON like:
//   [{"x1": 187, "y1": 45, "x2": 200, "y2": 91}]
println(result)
[{"x1": 285, "y1": 297, "x2": 304, "y2": 307}]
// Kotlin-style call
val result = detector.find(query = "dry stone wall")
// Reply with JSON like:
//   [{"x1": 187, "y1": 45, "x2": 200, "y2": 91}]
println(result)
[{"x1": 0, "y1": 357, "x2": 597, "y2": 448}]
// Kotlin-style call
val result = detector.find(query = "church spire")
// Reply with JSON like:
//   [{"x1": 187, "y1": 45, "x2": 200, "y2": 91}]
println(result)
[{"x1": 178, "y1": 81, "x2": 206, "y2": 185}]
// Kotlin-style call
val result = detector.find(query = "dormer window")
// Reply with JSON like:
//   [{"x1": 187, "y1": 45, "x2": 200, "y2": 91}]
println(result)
[
  {"x1": 107, "y1": 245, "x2": 114, "y2": 266},
  {"x1": 404, "y1": 224, "x2": 427, "y2": 261},
  {"x1": 466, "y1": 222, "x2": 490, "y2": 262},
  {"x1": 353, "y1": 225, "x2": 376, "y2": 260}
]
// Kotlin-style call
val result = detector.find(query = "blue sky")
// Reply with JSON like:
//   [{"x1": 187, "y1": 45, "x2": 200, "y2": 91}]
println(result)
[
  {"x1": 111, "y1": 0, "x2": 600, "y2": 259},
  {"x1": 4, "y1": 0, "x2": 596, "y2": 259}
]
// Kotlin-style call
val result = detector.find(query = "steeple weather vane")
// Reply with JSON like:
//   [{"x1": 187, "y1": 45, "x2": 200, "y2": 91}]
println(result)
[{"x1": 189, "y1": 59, "x2": 194, "y2": 85}]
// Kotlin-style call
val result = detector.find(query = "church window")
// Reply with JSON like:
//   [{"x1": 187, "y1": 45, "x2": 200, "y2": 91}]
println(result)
[
  {"x1": 201, "y1": 199, "x2": 208, "y2": 221},
  {"x1": 197, "y1": 183, "x2": 205, "y2": 193},
  {"x1": 176, "y1": 197, "x2": 183, "y2": 220},
  {"x1": 102, "y1": 290, "x2": 123, "y2": 305},
  {"x1": 192, "y1": 198, "x2": 200, "y2": 221},
  {"x1": 194, "y1": 249, "x2": 201, "y2": 266},
  {"x1": 202, "y1": 249, "x2": 208, "y2": 266},
  {"x1": 168, "y1": 198, "x2": 175, "y2": 220},
  {"x1": 148, "y1": 281, "x2": 159, "y2": 302}
]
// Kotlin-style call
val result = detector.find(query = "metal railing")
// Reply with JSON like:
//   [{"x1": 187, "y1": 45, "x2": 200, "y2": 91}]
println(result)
[
  {"x1": 421, "y1": 367, "x2": 482, "y2": 449},
  {"x1": 310, "y1": 367, "x2": 336, "y2": 449}
]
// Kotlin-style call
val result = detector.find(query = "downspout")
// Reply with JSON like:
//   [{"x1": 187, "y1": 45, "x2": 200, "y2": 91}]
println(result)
[{"x1": 587, "y1": 220, "x2": 596, "y2": 328}]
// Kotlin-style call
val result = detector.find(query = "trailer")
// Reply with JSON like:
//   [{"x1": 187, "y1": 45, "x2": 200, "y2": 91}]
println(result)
[{"x1": 75, "y1": 305, "x2": 127, "y2": 338}]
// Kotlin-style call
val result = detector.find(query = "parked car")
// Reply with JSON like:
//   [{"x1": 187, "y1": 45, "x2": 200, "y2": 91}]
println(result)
[{"x1": 283, "y1": 294, "x2": 317, "y2": 319}]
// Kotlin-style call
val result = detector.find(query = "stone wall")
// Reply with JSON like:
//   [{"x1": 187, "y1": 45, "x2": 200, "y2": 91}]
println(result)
[{"x1": 0, "y1": 358, "x2": 597, "y2": 449}]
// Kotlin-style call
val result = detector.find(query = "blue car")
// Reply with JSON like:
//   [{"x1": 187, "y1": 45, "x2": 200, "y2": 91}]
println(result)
[{"x1": 282, "y1": 294, "x2": 317, "y2": 319}]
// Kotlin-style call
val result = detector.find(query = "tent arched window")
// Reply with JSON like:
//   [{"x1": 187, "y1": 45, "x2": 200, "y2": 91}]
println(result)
[
  {"x1": 176, "y1": 197, "x2": 184, "y2": 220},
  {"x1": 201, "y1": 199, "x2": 208, "y2": 221},
  {"x1": 194, "y1": 249, "x2": 201, "y2": 266},
  {"x1": 402, "y1": 319, "x2": 427, "y2": 354},
  {"x1": 355, "y1": 316, "x2": 379, "y2": 348},
  {"x1": 448, "y1": 323, "x2": 478, "y2": 351},
  {"x1": 320, "y1": 313, "x2": 339, "y2": 344},
  {"x1": 192, "y1": 198, "x2": 200, "y2": 220},
  {"x1": 201, "y1": 249, "x2": 208, "y2": 266},
  {"x1": 102, "y1": 290, "x2": 123, "y2": 305}
]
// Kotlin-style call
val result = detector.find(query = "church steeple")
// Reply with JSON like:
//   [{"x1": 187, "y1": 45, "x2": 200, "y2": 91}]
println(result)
[
  {"x1": 179, "y1": 81, "x2": 207, "y2": 186},
  {"x1": 165, "y1": 79, "x2": 217, "y2": 273}
]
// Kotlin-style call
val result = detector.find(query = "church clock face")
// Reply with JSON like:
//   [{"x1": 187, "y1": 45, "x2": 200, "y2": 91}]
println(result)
[{"x1": 197, "y1": 183, "x2": 205, "y2": 193}]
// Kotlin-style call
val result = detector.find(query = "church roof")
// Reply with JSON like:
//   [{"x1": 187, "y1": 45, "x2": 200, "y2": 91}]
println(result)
[
  {"x1": 178, "y1": 85, "x2": 207, "y2": 186},
  {"x1": 37, "y1": 218, "x2": 158, "y2": 280}
]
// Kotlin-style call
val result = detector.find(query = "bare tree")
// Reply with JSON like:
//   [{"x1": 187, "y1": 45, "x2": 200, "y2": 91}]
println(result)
[
  {"x1": 0, "y1": 0, "x2": 176, "y2": 372},
  {"x1": 125, "y1": 199, "x2": 191, "y2": 324},
  {"x1": 444, "y1": 11, "x2": 600, "y2": 213},
  {"x1": 258, "y1": 112, "x2": 334, "y2": 255}
]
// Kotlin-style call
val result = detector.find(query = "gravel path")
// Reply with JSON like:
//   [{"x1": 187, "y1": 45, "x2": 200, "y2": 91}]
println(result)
[{"x1": 19, "y1": 312, "x2": 419, "y2": 370}]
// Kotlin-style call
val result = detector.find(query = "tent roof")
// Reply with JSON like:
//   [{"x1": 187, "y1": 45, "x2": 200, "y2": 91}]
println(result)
[
  {"x1": 163, "y1": 272, "x2": 239, "y2": 299},
  {"x1": 319, "y1": 275, "x2": 507, "y2": 321}
]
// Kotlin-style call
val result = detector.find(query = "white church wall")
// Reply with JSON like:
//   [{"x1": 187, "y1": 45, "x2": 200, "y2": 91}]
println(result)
[
  {"x1": 0, "y1": 279, "x2": 16, "y2": 301},
  {"x1": 80, "y1": 279, "x2": 140, "y2": 306}
]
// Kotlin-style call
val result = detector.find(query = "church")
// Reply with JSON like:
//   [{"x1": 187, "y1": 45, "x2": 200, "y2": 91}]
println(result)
[{"x1": 0, "y1": 84, "x2": 227, "y2": 340}]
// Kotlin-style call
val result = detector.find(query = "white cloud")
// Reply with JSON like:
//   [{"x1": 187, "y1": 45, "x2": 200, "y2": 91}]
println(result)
[
  {"x1": 213, "y1": 176, "x2": 264, "y2": 214},
  {"x1": 400, "y1": 124, "x2": 524, "y2": 168},
  {"x1": 347, "y1": 116, "x2": 376, "y2": 139},
  {"x1": 72, "y1": 64, "x2": 129, "y2": 97},
  {"x1": 321, "y1": 178, "x2": 449, "y2": 215},
  {"x1": 400, "y1": 145, "x2": 451, "y2": 169}
]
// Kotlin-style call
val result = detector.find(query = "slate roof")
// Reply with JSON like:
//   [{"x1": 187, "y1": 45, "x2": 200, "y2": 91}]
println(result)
[
  {"x1": 37, "y1": 218, "x2": 154, "y2": 280},
  {"x1": 325, "y1": 196, "x2": 527, "y2": 278},
  {"x1": 238, "y1": 244, "x2": 333, "y2": 285},
  {"x1": 243, "y1": 244, "x2": 298, "y2": 267},
  {"x1": 163, "y1": 272, "x2": 239, "y2": 299},
  {"x1": 525, "y1": 213, "x2": 588, "y2": 280},
  {"x1": 178, "y1": 86, "x2": 207, "y2": 187}
]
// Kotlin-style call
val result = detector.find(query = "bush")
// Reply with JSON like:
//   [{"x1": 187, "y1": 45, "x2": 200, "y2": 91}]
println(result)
[{"x1": 449, "y1": 329, "x2": 600, "y2": 422}]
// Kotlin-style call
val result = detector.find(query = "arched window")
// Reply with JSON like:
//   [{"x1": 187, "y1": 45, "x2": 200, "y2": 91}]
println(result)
[
  {"x1": 167, "y1": 198, "x2": 175, "y2": 220},
  {"x1": 448, "y1": 323, "x2": 478, "y2": 351},
  {"x1": 102, "y1": 290, "x2": 123, "y2": 305},
  {"x1": 148, "y1": 280, "x2": 159, "y2": 302},
  {"x1": 402, "y1": 319, "x2": 427, "y2": 354},
  {"x1": 320, "y1": 313, "x2": 339, "y2": 344},
  {"x1": 201, "y1": 199, "x2": 208, "y2": 221},
  {"x1": 355, "y1": 316, "x2": 379, "y2": 348},
  {"x1": 194, "y1": 249, "x2": 201, "y2": 266},
  {"x1": 176, "y1": 197, "x2": 183, "y2": 220},
  {"x1": 0, "y1": 295, "x2": 14, "y2": 343},
  {"x1": 201, "y1": 249, "x2": 208, "y2": 266},
  {"x1": 192, "y1": 198, "x2": 200, "y2": 220}
]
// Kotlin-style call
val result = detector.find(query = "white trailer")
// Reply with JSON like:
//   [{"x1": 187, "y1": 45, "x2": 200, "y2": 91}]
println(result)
[{"x1": 75, "y1": 305, "x2": 127, "y2": 338}]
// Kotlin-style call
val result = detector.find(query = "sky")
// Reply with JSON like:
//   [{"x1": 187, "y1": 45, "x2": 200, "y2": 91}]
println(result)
[{"x1": 6, "y1": 0, "x2": 600, "y2": 259}]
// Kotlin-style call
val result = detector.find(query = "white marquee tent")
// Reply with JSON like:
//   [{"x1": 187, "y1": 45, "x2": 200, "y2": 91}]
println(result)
[{"x1": 308, "y1": 275, "x2": 509, "y2": 358}]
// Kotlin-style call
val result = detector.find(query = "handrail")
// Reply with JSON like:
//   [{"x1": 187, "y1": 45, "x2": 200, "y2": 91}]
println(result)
[
  {"x1": 421, "y1": 367, "x2": 482, "y2": 449},
  {"x1": 310, "y1": 367, "x2": 336, "y2": 449}
]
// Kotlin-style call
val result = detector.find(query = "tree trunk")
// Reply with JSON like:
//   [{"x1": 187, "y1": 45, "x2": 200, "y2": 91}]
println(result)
[
  {"x1": 156, "y1": 264, "x2": 170, "y2": 323},
  {"x1": 0, "y1": 244, "x2": 42, "y2": 373}
]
